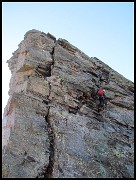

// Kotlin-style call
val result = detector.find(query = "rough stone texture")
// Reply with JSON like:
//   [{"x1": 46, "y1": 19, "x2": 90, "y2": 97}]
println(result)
[{"x1": 2, "y1": 29, "x2": 134, "y2": 178}]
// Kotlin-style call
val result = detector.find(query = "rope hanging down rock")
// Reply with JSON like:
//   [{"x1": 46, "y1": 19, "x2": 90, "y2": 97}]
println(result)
[{"x1": 98, "y1": 107, "x2": 107, "y2": 178}]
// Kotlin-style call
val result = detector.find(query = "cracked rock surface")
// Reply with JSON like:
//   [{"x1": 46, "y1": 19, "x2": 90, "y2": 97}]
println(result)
[{"x1": 2, "y1": 29, "x2": 134, "y2": 178}]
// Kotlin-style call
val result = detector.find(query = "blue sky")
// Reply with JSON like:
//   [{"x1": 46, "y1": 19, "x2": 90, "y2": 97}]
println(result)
[{"x1": 2, "y1": 2, "x2": 134, "y2": 115}]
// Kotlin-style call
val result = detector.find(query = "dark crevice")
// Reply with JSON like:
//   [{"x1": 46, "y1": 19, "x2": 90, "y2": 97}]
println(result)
[
  {"x1": 83, "y1": 70, "x2": 98, "y2": 78},
  {"x1": 127, "y1": 86, "x2": 134, "y2": 93},
  {"x1": 35, "y1": 108, "x2": 55, "y2": 178},
  {"x1": 42, "y1": 99, "x2": 49, "y2": 105},
  {"x1": 109, "y1": 117, "x2": 130, "y2": 129},
  {"x1": 50, "y1": 46, "x2": 55, "y2": 68},
  {"x1": 35, "y1": 65, "x2": 51, "y2": 78},
  {"x1": 43, "y1": 108, "x2": 55, "y2": 178},
  {"x1": 68, "y1": 107, "x2": 78, "y2": 114}
]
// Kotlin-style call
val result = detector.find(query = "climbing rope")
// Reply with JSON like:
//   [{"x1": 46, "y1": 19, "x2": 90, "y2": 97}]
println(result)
[{"x1": 98, "y1": 107, "x2": 107, "y2": 178}]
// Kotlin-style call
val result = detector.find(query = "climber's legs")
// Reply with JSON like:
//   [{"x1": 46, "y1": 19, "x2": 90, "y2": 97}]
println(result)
[{"x1": 99, "y1": 96, "x2": 104, "y2": 107}]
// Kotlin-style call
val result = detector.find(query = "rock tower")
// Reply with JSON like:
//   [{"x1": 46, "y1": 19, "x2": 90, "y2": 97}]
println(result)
[{"x1": 2, "y1": 29, "x2": 134, "y2": 178}]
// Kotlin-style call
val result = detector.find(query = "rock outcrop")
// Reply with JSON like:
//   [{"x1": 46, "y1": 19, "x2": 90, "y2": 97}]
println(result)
[{"x1": 2, "y1": 29, "x2": 134, "y2": 178}]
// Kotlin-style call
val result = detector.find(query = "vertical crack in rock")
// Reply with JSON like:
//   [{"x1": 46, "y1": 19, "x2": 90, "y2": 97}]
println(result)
[
  {"x1": 50, "y1": 45, "x2": 55, "y2": 69},
  {"x1": 35, "y1": 45, "x2": 56, "y2": 178},
  {"x1": 43, "y1": 45, "x2": 55, "y2": 178},
  {"x1": 36, "y1": 44, "x2": 55, "y2": 178},
  {"x1": 43, "y1": 107, "x2": 55, "y2": 178}
]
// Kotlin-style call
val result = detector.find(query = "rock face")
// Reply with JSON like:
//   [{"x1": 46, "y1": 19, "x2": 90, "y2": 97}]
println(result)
[{"x1": 2, "y1": 29, "x2": 134, "y2": 178}]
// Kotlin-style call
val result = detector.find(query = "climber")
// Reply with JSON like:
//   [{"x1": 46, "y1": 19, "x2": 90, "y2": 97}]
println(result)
[{"x1": 96, "y1": 87, "x2": 106, "y2": 108}]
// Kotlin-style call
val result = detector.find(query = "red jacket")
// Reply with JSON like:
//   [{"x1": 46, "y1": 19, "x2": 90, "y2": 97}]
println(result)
[{"x1": 97, "y1": 89, "x2": 105, "y2": 97}]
